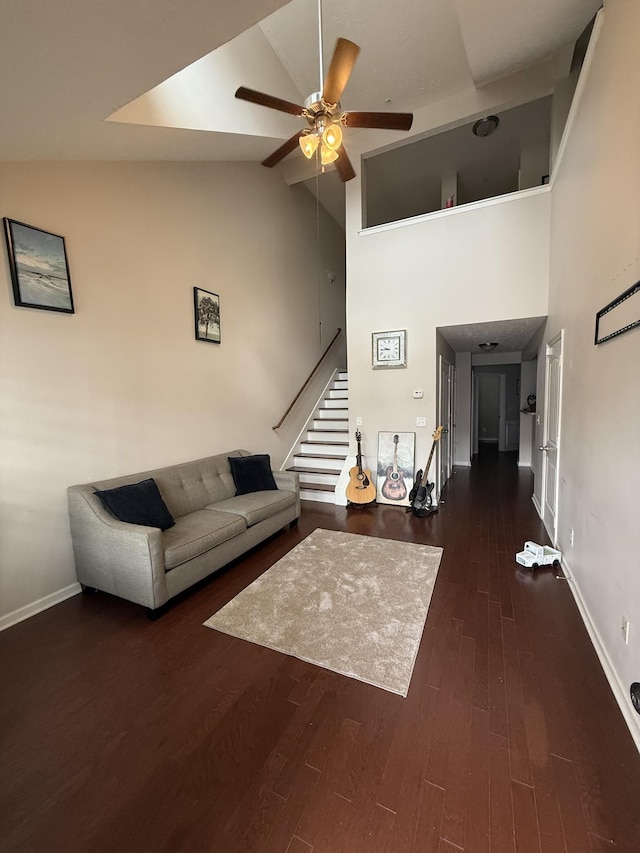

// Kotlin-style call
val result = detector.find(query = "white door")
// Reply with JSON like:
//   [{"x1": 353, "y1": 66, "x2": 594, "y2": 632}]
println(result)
[{"x1": 541, "y1": 332, "x2": 563, "y2": 542}]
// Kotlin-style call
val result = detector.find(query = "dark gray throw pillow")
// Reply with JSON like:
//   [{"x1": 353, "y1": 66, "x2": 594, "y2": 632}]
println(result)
[
  {"x1": 94, "y1": 478, "x2": 175, "y2": 530},
  {"x1": 228, "y1": 454, "x2": 278, "y2": 495}
]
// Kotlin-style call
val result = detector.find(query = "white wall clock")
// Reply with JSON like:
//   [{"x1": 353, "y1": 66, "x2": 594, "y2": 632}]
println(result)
[{"x1": 372, "y1": 329, "x2": 407, "y2": 369}]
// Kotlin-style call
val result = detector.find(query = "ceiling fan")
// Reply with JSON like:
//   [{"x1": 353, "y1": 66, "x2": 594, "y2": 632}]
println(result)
[{"x1": 235, "y1": 0, "x2": 414, "y2": 182}]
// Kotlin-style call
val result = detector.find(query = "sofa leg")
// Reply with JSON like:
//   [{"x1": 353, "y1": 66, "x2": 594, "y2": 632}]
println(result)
[
  {"x1": 146, "y1": 604, "x2": 169, "y2": 621},
  {"x1": 290, "y1": 517, "x2": 299, "y2": 528}
]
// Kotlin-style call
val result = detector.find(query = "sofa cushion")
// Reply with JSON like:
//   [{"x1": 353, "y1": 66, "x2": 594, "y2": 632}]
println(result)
[
  {"x1": 94, "y1": 478, "x2": 175, "y2": 531},
  {"x1": 210, "y1": 489, "x2": 296, "y2": 527},
  {"x1": 228, "y1": 454, "x2": 277, "y2": 495},
  {"x1": 163, "y1": 509, "x2": 246, "y2": 571}
]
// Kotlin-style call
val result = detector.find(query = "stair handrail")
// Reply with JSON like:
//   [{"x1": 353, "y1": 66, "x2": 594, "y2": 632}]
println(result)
[{"x1": 273, "y1": 328, "x2": 343, "y2": 430}]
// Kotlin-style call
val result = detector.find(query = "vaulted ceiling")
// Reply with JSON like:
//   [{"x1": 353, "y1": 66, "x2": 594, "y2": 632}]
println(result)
[{"x1": 0, "y1": 0, "x2": 600, "y2": 165}]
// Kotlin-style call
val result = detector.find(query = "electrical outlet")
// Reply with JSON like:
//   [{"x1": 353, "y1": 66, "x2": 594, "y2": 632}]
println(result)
[
  {"x1": 570, "y1": 528, "x2": 574, "y2": 547},
  {"x1": 356, "y1": 417, "x2": 362, "y2": 426},
  {"x1": 416, "y1": 417, "x2": 427, "y2": 427},
  {"x1": 622, "y1": 617, "x2": 630, "y2": 645}
]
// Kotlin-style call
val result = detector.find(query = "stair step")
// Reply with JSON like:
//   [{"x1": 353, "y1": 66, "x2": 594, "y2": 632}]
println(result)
[
  {"x1": 307, "y1": 430, "x2": 349, "y2": 443},
  {"x1": 300, "y1": 482, "x2": 335, "y2": 492},
  {"x1": 322, "y1": 398, "x2": 349, "y2": 409},
  {"x1": 300, "y1": 441, "x2": 349, "y2": 456},
  {"x1": 288, "y1": 465, "x2": 341, "y2": 474},
  {"x1": 313, "y1": 420, "x2": 347, "y2": 431},
  {"x1": 294, "y1": 452, "x2": 346, "y2": 460},
  {"x1": 298, "y1": 471, "x2": 340, "y2": 486},
  {"x1": 328, "y1": 390, "x2": 348, "y2": 399},
  {"x1": 317, "y1": 408, "x2": 347, "y2": 418}
]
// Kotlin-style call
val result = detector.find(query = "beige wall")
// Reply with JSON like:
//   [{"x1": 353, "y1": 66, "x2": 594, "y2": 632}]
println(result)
[
  {"x1": 0, "y1": 161, "x2": 345, "y2": 623},
  {"x1": 540, "y1": 0, "x2": 640, "y2": 745},
  {"x1": 344, "y1": 190, "x2": 551, "y2": 476}
]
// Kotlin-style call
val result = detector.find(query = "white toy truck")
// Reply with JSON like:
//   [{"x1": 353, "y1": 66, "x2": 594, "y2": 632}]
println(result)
[{"x1": 515, "y1": 541, "x2": 562, "y2": 570}]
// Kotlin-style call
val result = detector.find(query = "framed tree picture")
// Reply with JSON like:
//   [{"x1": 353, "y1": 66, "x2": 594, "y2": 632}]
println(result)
[
  {"x1": 194, "y1": 286, "x2": 220, "y2": 343},
  {"x1": 376, "y1": 431, "x2": 416, "y2": 506},
  {"x1": 3, "y1": 218, "x2": 75, "y2": 313}
]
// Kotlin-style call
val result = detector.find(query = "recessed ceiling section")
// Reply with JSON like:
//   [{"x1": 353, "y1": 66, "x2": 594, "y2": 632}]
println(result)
[
  {"x1": 258, "y1": 0, "x2": 474, "y2": 113},
  {"x1": 438, "y1": 317, "x2": 547, "y2": 353}
]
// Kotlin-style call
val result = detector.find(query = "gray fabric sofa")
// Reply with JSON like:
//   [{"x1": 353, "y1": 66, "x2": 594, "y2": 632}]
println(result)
[{"x1": 67, "y1": 450, "x2": 300, "y2": 612}]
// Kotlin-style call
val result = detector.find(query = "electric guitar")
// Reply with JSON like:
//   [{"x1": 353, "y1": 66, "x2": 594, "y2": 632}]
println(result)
[
  {"x1": 408, "y1": 426, "x2": 443, "y2": 517},
  {"x1": 381, "y1": 434, "x2": 408, "y2": 501},
  {"x1": 346, "y1": 430, "x2": 377, "y2": 504}
]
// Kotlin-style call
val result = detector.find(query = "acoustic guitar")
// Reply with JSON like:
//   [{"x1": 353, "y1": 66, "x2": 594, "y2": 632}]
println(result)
[
  {"x1": 346, "y1": 430, "x2": 377, "y2": 505},
  {"x1": 408, "y1": 426, "x2": 443, "y2": 517},
  {"x1": 381, "y1": 434, "x2": 407, "y2": 501}
]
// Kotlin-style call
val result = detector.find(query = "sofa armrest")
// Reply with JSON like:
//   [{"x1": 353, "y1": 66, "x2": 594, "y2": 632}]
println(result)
[
  {"x1": 68, "y1": 486, "x2": 168, "y2": 609},
  {"x1": 273, "y1": 470, "x2": 299, "y2": 493}
]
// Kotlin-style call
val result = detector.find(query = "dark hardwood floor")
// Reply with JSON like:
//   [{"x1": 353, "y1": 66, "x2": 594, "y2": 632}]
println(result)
[{"x1": 2, "y1": 447, "x2": 639, "y2": 852}]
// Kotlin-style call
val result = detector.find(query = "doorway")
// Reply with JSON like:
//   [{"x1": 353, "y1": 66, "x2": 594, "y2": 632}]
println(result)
[{"x1": 472, "y1": 366, "x2": 521, "y2": 456}]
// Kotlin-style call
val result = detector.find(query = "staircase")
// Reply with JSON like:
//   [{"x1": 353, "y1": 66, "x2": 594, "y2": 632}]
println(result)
[{"x1": 287, "y1": 371, "x2": 349, "y2": 503}]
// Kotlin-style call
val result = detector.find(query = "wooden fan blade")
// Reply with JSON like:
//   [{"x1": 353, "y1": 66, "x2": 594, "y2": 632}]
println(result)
[
  {"x1": 235, "y1": 86, "x2": 304, "y2": 117},
  {"x1": 262, "y1": 132, "x2": 304, "y2": 168},
  {"x1": 322, "y1": 38, "x2": 360, "y2": 106},
  {"x1": 343, "y1": 111, "x2": 414, "y2": 131},
  {"x1": 334, "y1": 145, "x2": 356, "y2": 182}
]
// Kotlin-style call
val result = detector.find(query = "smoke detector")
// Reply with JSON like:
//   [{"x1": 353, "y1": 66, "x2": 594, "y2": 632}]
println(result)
[{"x1": 472, "y1": 116, "x2": 499, "y2": 137}]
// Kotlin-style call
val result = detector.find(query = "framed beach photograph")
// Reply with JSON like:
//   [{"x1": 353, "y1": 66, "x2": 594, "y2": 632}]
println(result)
[
  {"x1": 194, "y1": 286, "x2": 220, "y2": 343},
  {"x1": 376, "y1": 431, "x2": 416, "y2": 506},
  {"x1": 3, "y1": 218, "x2": 75, "y2": 313}
]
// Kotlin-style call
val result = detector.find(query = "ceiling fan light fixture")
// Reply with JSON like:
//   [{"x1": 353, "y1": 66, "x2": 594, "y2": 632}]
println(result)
[
  {"x1": 322, "y1": 121, "x2": 343, "y2": 151},
  {"x1": 478, "y1": 342, "x2": 499, "y2": 353},
  {"x1": 299, "y1": 133, "x2": 319, "y2": 159},
  {"x1": 320, "y1": 143, "x2": 339, "y2": 166}
]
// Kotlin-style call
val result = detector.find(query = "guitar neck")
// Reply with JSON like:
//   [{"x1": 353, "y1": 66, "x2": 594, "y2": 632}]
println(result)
[{"x1": 420, "y1": 442, "x2": 437, "y2": 487}]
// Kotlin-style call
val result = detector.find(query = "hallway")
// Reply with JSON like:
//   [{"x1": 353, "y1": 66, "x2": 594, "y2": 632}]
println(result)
[{"x1": 1, "y1": 454, "x2": 639, "y2": 852}]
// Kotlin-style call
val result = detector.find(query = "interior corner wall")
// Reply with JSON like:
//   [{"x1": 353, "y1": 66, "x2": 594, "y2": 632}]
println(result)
[
  {"x1": 543, "y1": 0, "x2": 640, "y2": 746},
  {"x1": 0, "y1": 161, "x2": 345, "y2": 624}
]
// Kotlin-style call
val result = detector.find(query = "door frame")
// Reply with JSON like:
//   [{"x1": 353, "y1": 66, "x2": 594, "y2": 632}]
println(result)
[
  {"x1": 540, "y1": 330, "x2": 564, "y2": 544},
  {"x1": 437, "y1": 355, "x2": 455, "y2": 495}
]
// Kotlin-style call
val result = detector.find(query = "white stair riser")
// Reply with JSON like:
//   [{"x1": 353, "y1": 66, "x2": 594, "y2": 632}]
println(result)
[
  {"x1": 333, "y1": 380, "x2": 348, "y2": 390},
  {"x1": 307, "y1": 430, "x2": 349, "y2": 443},
  {"x1": 317, "y1": 409, "x2": 347, "y2": 420},
  {"x1": 313, "y1": 419, "x2": 347, "y2": 430},
  {"x1": 293, "y1": 456, "x2": 343, "y2": 472},
  {"x1": 328, "y1": 390, "x2": 348, "y2": 399},
  {"x1": 300, "y1": 488, "x2": 336, "y2": 503},
  {"x1": 300, "y1": 442, "x2": 348, "y2": 456},
  {"x1": 322, "y1": 398, "x2": 348, "y2": 409},
  {"x1": 298, "y1": 471, "x2": 340, "y2": 486}
]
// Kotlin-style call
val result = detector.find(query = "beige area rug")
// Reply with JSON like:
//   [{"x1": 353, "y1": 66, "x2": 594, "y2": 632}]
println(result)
[{"x1": 203, "y1": 528, "x2": 443, "y2": 696}]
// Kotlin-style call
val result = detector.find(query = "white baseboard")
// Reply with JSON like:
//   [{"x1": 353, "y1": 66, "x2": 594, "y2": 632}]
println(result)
[
  {"x1": 561, "y1": 557, "x2": 640, "y2": 753},
  {"x1": 0, "y1": 582, "x2": 82, "y2": 633},
  {"x1": 531, "y1": 493, "x2": 542, "y2": 517}
]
